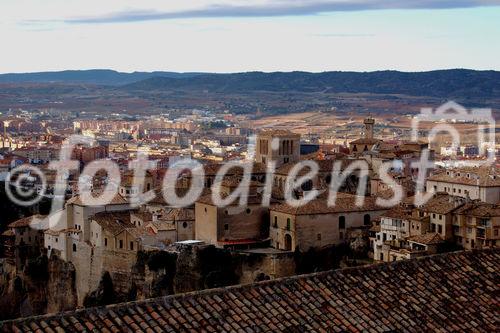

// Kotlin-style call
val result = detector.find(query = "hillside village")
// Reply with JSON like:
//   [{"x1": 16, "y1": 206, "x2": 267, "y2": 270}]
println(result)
[{"x1": 1, "y1": 118, "x2": 498, "y2": 318}]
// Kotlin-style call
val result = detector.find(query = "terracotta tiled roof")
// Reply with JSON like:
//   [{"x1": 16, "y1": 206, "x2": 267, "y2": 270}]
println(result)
[
  {"x1": 381, "y1": 206, "x2": 413, "y2": 219},
  {"x1": 271, "y1": 194, "x2": 384, "y2": 215},
  {"x1": 123, "y1": 227, "x2": 154, "y2": 239},
  {"x1": 196, "y1": 193, "x2": 268, "y2": 206},
  {"x1": 2, "y1": 249, "x2": 498, "y2": 332},
  {"x1": 162, "y1": 208, "x2": 195, "y2": 221},
  {"x1": 427, "y1": 166, "x2": 500, "y2": 187},
  {"x1": 455, "y1": 201, "x2": 500, "y2": 217},
  {"x1": 148, "y1": 187, "x2": 211, "y2": 206},
  {"x1": 349, "y1": 138, "x2": 383, "y2": 145},
  {"x1": 149, "y1": 220, "x2": 176, "y2": 232},
  {"x1": 7, "y1": 215, "x2": 46, "y2": 229},
  {"x1": 216, "y1": 175, "x2": 262, "y2": 188},
  {"x1": 90, "y1": 211, "x2": 135, "y2": 235},
  {"x1": 66, "y1": 192, "x2": 128, "y2": 206},
  {"x1": 1, "y1": 229, "x2": 14, "y2": 237},
  {"x1": 131, "y1": 211, "x2": 153, "y2": 222},
  {"x1": 407, "y1": 233, "x2": 444, "y2": 245},
  {"x1": 421, "y1": 193, "x2": 465, "y2": 215}
]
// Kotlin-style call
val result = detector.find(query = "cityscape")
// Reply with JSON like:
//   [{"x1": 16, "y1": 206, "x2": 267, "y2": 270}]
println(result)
[{"x1": 0, "y1": 1, "x2": 499, "y2": 332}]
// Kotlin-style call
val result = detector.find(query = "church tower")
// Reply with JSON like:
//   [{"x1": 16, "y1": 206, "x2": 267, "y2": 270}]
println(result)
[{"x1": 364, "y1": 117, "x2": 375, "y2": 140}]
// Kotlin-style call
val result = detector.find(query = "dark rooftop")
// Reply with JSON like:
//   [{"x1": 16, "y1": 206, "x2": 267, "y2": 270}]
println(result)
[{"x1": 1, "y1": 249, "x2": 498, "y2": 332}]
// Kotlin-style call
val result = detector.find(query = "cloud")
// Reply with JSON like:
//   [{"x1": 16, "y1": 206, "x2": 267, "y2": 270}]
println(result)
[
  {"x1": 311, "y1": 33, "x2": 376, "y2": 37},
  {"x1": 66, "y1": 0, "x2": 500, "y2": 24}
]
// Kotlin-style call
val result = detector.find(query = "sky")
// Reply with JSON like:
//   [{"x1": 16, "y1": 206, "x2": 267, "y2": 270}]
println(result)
[{"x1": 1, "y1": 0, "x2": 500, "y2": 73}]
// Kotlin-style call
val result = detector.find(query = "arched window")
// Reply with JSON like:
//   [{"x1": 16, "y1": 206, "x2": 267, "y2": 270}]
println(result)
[
  {"x1": 72, "y1": 243, "x2": 77, "y2": 252},
  {"x1": 273, "y1": 216, "x2": 278, "y2": 228},
  {"x1": 364, "y1": 214, "x2": 371, "y2": 226},
  {"x1": 286, "y1": 218, "x2": 291, "y2": 230},
  {"x1": 284, "y1": 234, "x2": 292, "y2": 251},
  {"x1": 339, "y1": 216, "x2": 346, "y2": 229}
]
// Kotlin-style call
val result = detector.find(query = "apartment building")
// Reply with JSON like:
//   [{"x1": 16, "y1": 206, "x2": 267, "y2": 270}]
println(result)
[{"x1": 426, "y1": 166, "x2": 500, "y2": 204}]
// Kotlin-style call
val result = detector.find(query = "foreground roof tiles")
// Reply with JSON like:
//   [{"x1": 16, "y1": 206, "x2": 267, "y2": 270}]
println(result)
[{"x1": 1, "y1": 249, "x2": 498, "y2": 332}]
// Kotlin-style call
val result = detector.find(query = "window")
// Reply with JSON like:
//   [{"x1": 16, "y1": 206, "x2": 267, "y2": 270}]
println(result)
[
  {"x1": 438, "y1": 225, "x2": 442, "y2": 234},
  {"x1": 55, "y1": 238, "x2": 58, "y2": 243},
  {"x1": 182, "y1": 222, "x2": 188, "y2": 228},
  {"x1": 273, "y1": 216, "x2": 278, "y2": 228},
  {"x1": 317, "y1": 233, "x2": 321, "y2": 241},
  {"x1": 382, "y1": 233, "x2": 387, "y2": 241},
  {"x1": 224, "y1": 224, "x2": 229, "y2": 231},
  {"x1": 204, "y1": 207, "x2": 207, "y2": 213},
  {"x1": 246, "y1": 208, "x2": 251, "y2": 214},
  {"x1": 119, "y1": 240, "x2": 123, "y2": 249},
  {"x1": 439, "y1": 215, "x2": 442, "y2": 220},
  {"x1": 432, "y1": 214, "x2": 436, "y2": 218},
  {"x1": 104, "y1": 238, "x2": 108, "y2": 246},
  {"x1": 130, "y1": 242, "x2": 134, "y2": 251},
  {"x1": 339, "y1": 216, "x2": 346, "y2": 229},
  {"x1": 363, "y1": 214, "x2": 371, "y2": 226},
  {"x1": 286, "y1": 218, "x2": 291, "y2": 231},
  {"x1": 380, "y1": 253, "x2": 384, "y2": 261},
  {"x1": 72, "y1": 244, "x2": 76, "y2": 252}
]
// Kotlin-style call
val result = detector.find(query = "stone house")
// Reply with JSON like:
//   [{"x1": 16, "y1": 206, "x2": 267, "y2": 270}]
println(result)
[
  {"x1": 269, "y1": 194, "x2": 387, "y2": 252},
  {"x1": 419, "y1": 192, "x2": 466, "y2": 241},
  {"x1": 453, "y1": 201, "x2": 500, "y2": 249},
  {"x1": 195, "y1": 193, "x2": 269, "y2": 249},
  {"x1": 7, "y1": 215, "x2": 46, "y2": 270}
]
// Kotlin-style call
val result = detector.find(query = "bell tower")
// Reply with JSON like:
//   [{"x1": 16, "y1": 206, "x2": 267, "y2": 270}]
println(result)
[{"x1": 364, "y1": 117, "x2": 375, "y2": 140}]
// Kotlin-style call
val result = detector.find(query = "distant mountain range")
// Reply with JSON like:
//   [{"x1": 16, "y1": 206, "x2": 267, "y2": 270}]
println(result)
[
  {"x1": 0, "y1": 69, "x2": 203, "y2": 86},
  {"x1": 0, "y1": 69, "x2": 499, "y2": 98}
]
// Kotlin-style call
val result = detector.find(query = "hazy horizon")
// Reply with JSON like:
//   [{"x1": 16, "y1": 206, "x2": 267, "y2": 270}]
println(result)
[{"x1": 1, "y1": 67, "x2": 499, "y2": 76}]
